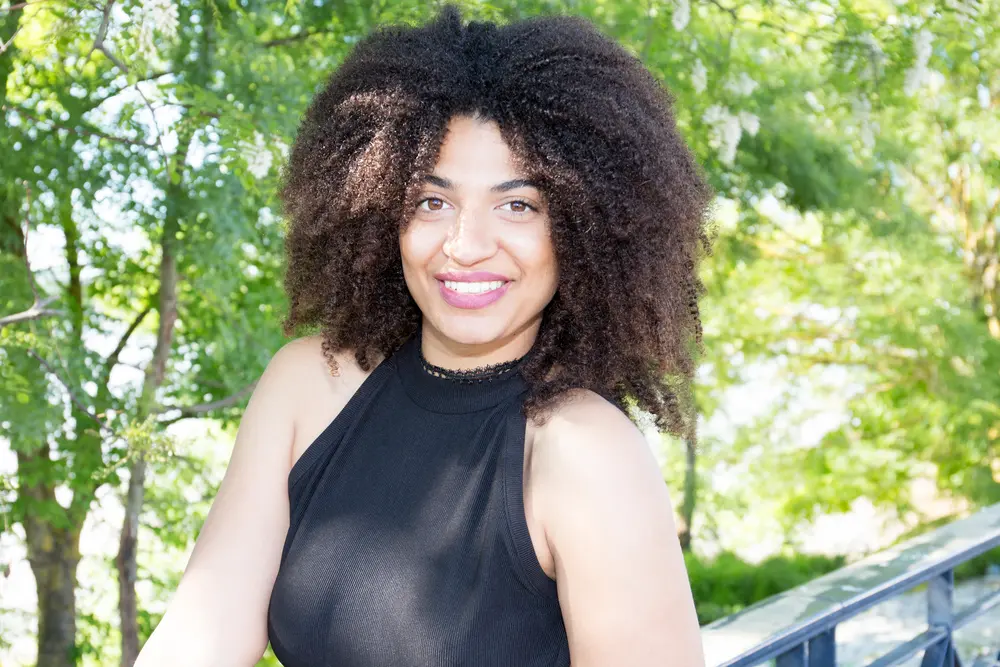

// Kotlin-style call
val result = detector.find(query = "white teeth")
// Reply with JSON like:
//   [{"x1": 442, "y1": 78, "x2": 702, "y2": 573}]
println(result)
[{"x1": 443, "y1": 280, "x2": 505, "y2": 294}]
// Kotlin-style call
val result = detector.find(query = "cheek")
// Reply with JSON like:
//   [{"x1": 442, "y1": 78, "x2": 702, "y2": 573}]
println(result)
[
  {"x1": 505, "y1": 227, "x2": 558, "y2": 286},
  {"x1": 400, "y1": 221, "x2": 444, "y2": 270}
]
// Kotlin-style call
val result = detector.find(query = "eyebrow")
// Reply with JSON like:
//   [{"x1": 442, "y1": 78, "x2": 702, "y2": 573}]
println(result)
[{"x1": 422, "y1": 174, "x2": 540, "y2": 193}]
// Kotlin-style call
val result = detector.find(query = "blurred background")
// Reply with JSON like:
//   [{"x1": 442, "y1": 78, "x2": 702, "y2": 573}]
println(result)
[{"x1": 1, "y1": 0, "x2": 999, "y2": 665}]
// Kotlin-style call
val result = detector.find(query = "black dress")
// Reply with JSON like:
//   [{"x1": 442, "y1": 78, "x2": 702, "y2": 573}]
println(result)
[{"x1": 266, "y1": 331, "x2": 571, "y2": 666}]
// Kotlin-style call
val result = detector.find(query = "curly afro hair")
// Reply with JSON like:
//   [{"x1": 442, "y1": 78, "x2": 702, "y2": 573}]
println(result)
[{"x1": 279, "y1": 4, "x2": 715, "y2": 441}]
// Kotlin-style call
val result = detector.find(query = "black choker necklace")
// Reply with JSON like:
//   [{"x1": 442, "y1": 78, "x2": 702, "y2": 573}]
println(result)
[{"x1": 417, "y1": 349, "x2": 526, "y2": 384}]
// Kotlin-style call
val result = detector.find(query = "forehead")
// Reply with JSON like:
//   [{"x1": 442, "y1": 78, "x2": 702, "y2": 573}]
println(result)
[{"x1": 431, "y1": 115, "x2": 526, "y2": 184}]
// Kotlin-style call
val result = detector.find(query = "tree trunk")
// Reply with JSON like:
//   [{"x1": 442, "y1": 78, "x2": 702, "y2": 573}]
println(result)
[
  {"x1": 30, "y1": 532, "x2": 82, "y2": 667},
  {"x1": 678, "y1": 436, "x2": 697, "y2": 552},
  {"x1": 116, "y1": 242, "x2": 177, "y2": 665},
  {"x1": 116, "y1": 124, "x2": 190, "y2": 666},
  {"x1": 117, "y1": 457, "x2": 148, "y2": 666},
  {"x1": 19, "y1": 449, "x2": 83, "y2": 667}
]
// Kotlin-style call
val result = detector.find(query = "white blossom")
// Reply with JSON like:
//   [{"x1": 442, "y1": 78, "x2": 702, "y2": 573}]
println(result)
[
  {"x1": 240, "y1": 132, "x2": 274, "y2": 179},
  {"x1": 137, "y1": 21, "x2": 156, "y2": 61},
  {"x1": 702, "y1": 105, "x2": 743, "y2": 167},
  {"x1": 944, "y1": 0, "x2": 982, "y2": 22},
  {"x1": 851, "y1": 95, "x2": 879, "y2": 152},
  {"x1": 859, "y1": 121, "x2": 877, "y2": 152},
  {"x1": 738, "y1": 111, "x2": 760, "y2": 137},
  {"x1": 136, "y1": 0, "x2": 179, "y2": 61},
  {"x1": 977, "y1": 83, "x2": 992, "y2": 110},
  {"x1": 148, "y1": 0, "x2": 178, "y2": 39},
  {"x1": 857, "y1": 33, "x2": 887, "y2": 81},
  {"x1": 702, "y1": 104, "x2": 728, "y2": 126},
  {"x1": 691, "y1": 59, "x2": 707, "y2": 94},
  {"x1": 672, "y1": 0, "x2": 690, "y2": 31},
  {"x1": 902, "y1": 68, "x2": 924, "y2": 97},
  {"x1": 275, "y1": 138, "x2": 290, "y2": 160},
  {"x1": 903, "y1": 29, "x2": 933, "y2": 97},
  {"x1": 851, "y1": 95, "x2": 871, "y2": 120},
  {"x1": 724, "y1": 72, "x2": 758, "y2": 97},
  {"x1": 718, "y1": 115, "x2": 742, "y2": 166}
]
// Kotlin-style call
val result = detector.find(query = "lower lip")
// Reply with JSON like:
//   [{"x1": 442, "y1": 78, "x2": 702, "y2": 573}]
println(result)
[{"x1": 437, "y1": 281, "x2": 510, "y2": 309}]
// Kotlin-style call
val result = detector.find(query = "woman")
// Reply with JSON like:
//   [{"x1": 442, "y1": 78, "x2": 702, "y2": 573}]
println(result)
[{"x1": 136, "y1": 5, "x2": 714, "y2": 667}]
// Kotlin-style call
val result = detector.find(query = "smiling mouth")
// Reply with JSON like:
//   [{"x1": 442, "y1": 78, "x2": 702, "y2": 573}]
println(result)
[
  {"x1": 441, "y1": 280, "x2": 508, "y2": 294},
  {"x1": 436, "y1": 279, "x2": 511, "y2": 310}
]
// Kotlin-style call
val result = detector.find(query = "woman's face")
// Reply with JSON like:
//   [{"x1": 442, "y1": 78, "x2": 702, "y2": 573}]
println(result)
[{"x1": 400, "y1": 115, "x2": 558, "y2": 358}]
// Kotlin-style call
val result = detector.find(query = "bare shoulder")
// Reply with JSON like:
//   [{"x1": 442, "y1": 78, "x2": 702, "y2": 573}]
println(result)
[
  {"x1": 266, "y1": 335, "x2": 375, "y2": 467},
  {"x1": 530, "y1": 390, "x2": 703, "y2": 666},
  {"x1": 531, "y1": 389, "x2": 662, "y2": 489},
  {"x1": 134, "y1": 335, "x2": 380, "y2": 665},
  {"x1": 529, "y1": 387, "x2": 672, "y2": 564},
  {"x1": 268, "y1": 334, "x2": 369, "y2": 386}
]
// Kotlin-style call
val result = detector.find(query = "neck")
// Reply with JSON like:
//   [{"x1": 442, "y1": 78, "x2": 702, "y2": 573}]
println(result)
[{"x1": 419, "y1": 318, "x2": 540, "y2": 371}]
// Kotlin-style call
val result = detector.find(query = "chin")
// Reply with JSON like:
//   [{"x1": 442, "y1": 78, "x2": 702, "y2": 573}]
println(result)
[{"x1": 430, "y1": 311, "x2": 514, "y2": 348}]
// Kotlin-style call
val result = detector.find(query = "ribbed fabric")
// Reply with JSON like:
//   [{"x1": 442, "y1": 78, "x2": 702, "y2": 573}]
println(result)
[{"x1": 266, "y1": 331, "x2": 570, "y2": 666}]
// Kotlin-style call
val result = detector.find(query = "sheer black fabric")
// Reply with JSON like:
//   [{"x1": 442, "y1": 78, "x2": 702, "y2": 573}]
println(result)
[{"x1": 266, "y1": 332, "x2": 570, "y2": 666}]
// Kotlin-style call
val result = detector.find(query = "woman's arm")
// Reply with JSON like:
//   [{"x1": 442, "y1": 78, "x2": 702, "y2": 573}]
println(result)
[
  {"x1": 534, "y1": 390, "x2": 704, "y2": 667},
  {"x1": 135, "y1": 338, "x2": 325, "y2": 667}
]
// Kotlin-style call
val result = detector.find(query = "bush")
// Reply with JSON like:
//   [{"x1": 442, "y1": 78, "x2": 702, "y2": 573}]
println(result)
[
  {"x1": 953, "y1": 545, "x2": 1000, "y2": 582},
  {"x1": 686, "y1": 551, "x2": 846, "y2": 624}
]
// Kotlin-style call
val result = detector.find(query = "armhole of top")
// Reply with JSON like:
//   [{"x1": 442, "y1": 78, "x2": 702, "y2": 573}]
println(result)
[
  {"x1": 502, "y1": 406, "x2": 560, "y2": 601},
  {"x1": 286, "y1": 356, "x2": 395, "y2": 493},
  {"x1": 279, "y1": 357, "x2": 397, "y2": 568}
]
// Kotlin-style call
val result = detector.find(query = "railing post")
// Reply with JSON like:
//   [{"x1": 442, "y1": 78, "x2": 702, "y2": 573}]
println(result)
[
  {"x1": 777, "y1": 643, "x2": 806, "y2": 667},
  {"x1": 927, "y1": 569, "x2": 954, "y2": 626},
  {"x1": 808, "y1": 628, "x2": 836, "y2": 667},
  {"x1": 921, "y1": 569, "x2": 961, "y2": 667}
]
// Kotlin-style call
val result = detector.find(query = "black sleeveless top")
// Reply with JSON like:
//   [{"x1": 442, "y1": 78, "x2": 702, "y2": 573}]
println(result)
[{"x1": 266, "y1": 332, "x2": 571, "y2": 666}]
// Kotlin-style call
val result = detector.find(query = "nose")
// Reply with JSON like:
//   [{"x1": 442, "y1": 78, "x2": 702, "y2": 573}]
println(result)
[{"x1": 442, "y1": 208, "x2": 497, "y2": 265}]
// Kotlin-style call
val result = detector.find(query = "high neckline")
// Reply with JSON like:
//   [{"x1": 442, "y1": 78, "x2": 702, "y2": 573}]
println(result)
[{"x1": 394, "y1": 331, "x2": 530, "y2": 414}]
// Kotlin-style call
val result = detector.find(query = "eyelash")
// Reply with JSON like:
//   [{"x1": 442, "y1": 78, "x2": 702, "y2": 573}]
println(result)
[{"x1": 416, "y1": 198, "x2": 537, "y2": 215}]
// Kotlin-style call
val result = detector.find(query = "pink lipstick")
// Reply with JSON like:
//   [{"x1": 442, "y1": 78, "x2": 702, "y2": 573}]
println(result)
[{"x1": 434, "y1": 271, "x2": 511, "y2": 310}]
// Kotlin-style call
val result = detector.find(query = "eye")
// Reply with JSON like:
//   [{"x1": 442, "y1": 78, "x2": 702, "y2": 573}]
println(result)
[
  {"x1": 499, "y1": 199, "x2": 536, "y2": 215},
  {"x1": 417, "y1": 197, "x2": 451, "y2": 212}
]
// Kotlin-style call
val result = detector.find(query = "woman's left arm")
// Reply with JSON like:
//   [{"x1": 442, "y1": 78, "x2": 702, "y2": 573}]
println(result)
[{"x1": 534, "y1": 391, "x2": 705, "y2": 667}]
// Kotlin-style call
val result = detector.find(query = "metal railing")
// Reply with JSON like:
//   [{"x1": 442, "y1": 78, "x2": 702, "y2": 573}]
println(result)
[{"x1": 700, "y1": 503, "x2": 1000, "y2": 667}]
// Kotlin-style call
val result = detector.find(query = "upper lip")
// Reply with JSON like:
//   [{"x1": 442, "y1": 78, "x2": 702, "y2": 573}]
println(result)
[{"x1": 434, "y1": 271, "x2": 510, "y2": 282}]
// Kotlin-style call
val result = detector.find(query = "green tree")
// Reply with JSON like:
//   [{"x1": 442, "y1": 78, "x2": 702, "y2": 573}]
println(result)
[{"x1": 2, "y1": 0, "x2": 999, "y2": 665}]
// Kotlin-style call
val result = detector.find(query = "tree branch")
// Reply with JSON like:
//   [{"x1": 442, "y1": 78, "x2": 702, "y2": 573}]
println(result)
[
  {"x1": 19, "y1": 181, "x2": 39, "y2": 302},
  {"x1": 84, "y1": 0, "x2": 130, "y2": 73},
  {"x1": 26, "y1": 349, "x2": 110, "y2": 433},
  {"x1": 134, "y1": 81, "x2": 170, "y2": 166},
  {"x1": 87, "y1": 70, "x2": 173, "y2": 110},
  {"x1": 0, "y1": 181, "x2": 65, "y2": 330},
  {"x1": 703, "y1": 0, "x2": 831, "y2": 42},
  {"x1": 99, "y1": 305, "x2": 153, "y2": 386},
  {"x1": 0, "y1": 22, "x2": 20, "y2": 54},
  {"x1": 156, "y1": 381, "x2": 258, "y2": 425},
  {"x1": 78, "y1": 3, "x2": 170, "y2": 170},
  {"x1": 0, "y1": 296, "x2": 62, "y2": 329},
  {"x1": 9, "y1": 186, "x2": 109, "y2": 431},
  {"x1": 705, "y1": 0, "x2": 739, "y2": 20},
  {"x1": 0, "y1": 0, "x2": 58, "y2": 12},
  {"x1": 262, "y1": 27, "x2": 337, "y2": 48},
  {"x1": 2, "y1": 104, "x2": 154, "y2": 147}
]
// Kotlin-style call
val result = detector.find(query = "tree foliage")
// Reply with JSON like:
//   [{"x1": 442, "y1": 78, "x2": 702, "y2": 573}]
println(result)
[{"x1": 1, "y1": 0, "x2": 998, "y2": 664}]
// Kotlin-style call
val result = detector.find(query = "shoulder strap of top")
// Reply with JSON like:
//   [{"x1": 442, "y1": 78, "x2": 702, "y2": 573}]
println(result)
[
  {"x1": 501, "y1": 404, "x2": 560, "y2": 600},
  {"x1": 281, "y1": 356, "x2": 398, "y2": 563}
]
